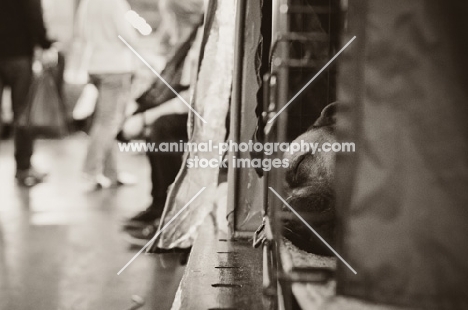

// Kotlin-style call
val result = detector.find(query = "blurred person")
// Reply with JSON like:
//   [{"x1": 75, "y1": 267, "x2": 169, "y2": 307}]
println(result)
[
  {"x1": 120, "y1": 0, "x2": 204, "y2": 245},
  {"x1": 76, "y1": 0, "x2": 138, "y2": 188},
  {"x1": 0, "y1": 0, "x2": 56, "y2": 187}
]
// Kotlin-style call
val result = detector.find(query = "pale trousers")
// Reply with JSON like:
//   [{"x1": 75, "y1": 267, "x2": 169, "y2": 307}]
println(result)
[{"x1": 83, "y1": 73, "x2": 132, "y2": 180}]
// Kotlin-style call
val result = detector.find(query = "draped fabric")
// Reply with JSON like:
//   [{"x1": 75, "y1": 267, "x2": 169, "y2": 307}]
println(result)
[
  {"x1": 134, "y1": 23, "x2": 201, "y2": 114},
  {"x1": 150, "y1": 0, "x2": 237, "y2": 250},
  {"x1": 336, "y1": 1, "x2": 468, "y2": 309}
]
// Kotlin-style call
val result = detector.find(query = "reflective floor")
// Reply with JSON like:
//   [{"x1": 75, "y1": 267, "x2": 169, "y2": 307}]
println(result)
[{"x1": 0, "y1": 135, "x2": 184, "y2": 310}]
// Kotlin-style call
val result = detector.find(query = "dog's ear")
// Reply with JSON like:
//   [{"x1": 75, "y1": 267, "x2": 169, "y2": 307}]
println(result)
[{"x1": 313, "y1": 102, "x2": 338, "y2": 128}]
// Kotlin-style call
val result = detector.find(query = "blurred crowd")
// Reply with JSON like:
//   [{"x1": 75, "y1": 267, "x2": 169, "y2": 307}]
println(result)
[{"x1": 0, "y1": 0, "x2": 205, "y2": 246}]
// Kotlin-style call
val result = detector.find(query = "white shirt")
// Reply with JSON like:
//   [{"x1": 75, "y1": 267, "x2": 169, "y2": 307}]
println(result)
[{"x1": 76, "y1": 0, "x2": 137, "y2": 74}]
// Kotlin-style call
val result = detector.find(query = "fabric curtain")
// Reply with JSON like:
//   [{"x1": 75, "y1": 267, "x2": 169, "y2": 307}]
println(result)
[
  {"x1": 336, "y1": 1, "x2": 468, "y2": 309},
  {"x1": 150, "y1": 0, "x2": 237, "y2": 250}
]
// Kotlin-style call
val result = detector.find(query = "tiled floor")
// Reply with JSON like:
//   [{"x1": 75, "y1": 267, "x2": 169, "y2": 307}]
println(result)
[{"x1": 0, "y1": 134, "x2": 184, "y2": 310}]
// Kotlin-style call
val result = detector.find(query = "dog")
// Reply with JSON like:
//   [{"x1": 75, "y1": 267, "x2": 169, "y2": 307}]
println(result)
[{"x1": 282, "y1": 102, "x2": 337, "y2": 255}]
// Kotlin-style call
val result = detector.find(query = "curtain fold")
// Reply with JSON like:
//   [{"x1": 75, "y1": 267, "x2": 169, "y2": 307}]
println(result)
[
  {"x1": 336, "y1": 1, "x2": 468, "y2": 309},
  {"x1": 150, "y1": 0, "x2": 237, "y2": 250}
]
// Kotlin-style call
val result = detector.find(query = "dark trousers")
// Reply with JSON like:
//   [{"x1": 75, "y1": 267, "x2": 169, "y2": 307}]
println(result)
[
  {"x1": 0, "y1": 57, "x2": 33, "y2": 171},
  {"x1": 147, "y1": 114, "x2": 188, "y2": 217}
]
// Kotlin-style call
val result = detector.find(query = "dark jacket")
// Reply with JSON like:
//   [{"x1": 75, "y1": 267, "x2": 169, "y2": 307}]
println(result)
[{"x1": 0, "y1": 0, "x2": 53, "y2": 59}]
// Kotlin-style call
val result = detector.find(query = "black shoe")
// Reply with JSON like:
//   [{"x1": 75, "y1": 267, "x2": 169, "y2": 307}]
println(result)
[
  {"x1": 123, "y1": 222, "x2": 159, "y2": 247},
  {"x1": 15, "y1": 168, "x2": 48, "y2": 187},
  {"x1": 122, "y1": 207, "x2": 161, "y2": 230},
  {"x1": 123, "y1": 222, "x2": 192, "y2": 254}
]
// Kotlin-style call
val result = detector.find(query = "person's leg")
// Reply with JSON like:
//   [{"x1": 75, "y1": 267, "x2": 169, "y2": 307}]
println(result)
[
  {"x1": 3, "y1": 58, "x2": 34, "y2": 172},
  {"x1": 102, "y1": 146, "x2": 118, "y2": 181},
  {"x1": 0, "y1": 70, "x2": 4, "y2": 141},
  {"x1": 83, "y1": 73, "x2": 131, "y2": 185},
  {"x1": 1, "y1": 58, "x2": 46, "y2": 187},
  {"x1": 124, "y1": 114, "x2": 188, "y2": 226},
  {"x1": 101, "y1": 75, "x2": 130, "y2": 181},
  {"x1": 150, "y1": 114, "x2": 188, "y2": 214}
]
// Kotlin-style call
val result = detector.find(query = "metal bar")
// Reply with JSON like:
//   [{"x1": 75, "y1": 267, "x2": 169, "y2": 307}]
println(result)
[
  {"x1": 280, "y1": 268, "x2": 335, "y2": 283},
  {"x1": 276, "y1": 59, "x2": 319, "y2": 68},
  {"x1": 232, "y1": 230, "x2": 256, "y2": 240},
  {"x1": 227, "y1": 0, "x2": 247, "y2": 237},
  {"x1": 262, "y1": 240, "x2": 276, "y2": 296},
  {"x1": 277, "y1": 32, "x2": 329, "y2": 42},
  {"x1": 284, "y1": 5, "x2": 338, "y2": 14}
]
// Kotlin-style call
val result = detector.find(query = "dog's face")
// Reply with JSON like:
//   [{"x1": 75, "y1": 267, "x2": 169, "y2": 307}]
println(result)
[
  {"x1": 282, "y1": 103, "x2": 337, "y2": 255},
  {"x1": 284, "y1": 127, "x2": 335, "y2": 210}
]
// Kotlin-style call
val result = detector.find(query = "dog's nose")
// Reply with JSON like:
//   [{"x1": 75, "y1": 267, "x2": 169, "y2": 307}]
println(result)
[{"x1": 285, "y1": 153, "x2": 308, "y2": 186}]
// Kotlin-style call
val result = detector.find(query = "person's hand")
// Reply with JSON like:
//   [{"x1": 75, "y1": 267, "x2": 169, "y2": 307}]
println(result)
[
  {"x1": 41, "y1": 46, "x2": 59, "y2": 68},
  {"x1": 122, "y1": 114, "x2": 145, "y2": 140}
]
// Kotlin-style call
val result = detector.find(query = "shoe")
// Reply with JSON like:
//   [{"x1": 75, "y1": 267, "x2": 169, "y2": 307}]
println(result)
[
  {"x1": 15, "y1": 168, "x2": 47, "y2": 187},
  {"x1": 123, "y1": 222, "x2": 159, "y2": 247},
  {"x1": 123, "y1": 222, "x2": 192, "y2": 255},
  {"x1": 83, "y1": 174, "x2": 114, "y2": 191},
  {"x1": 111, "y1": 172, "x2": 137, "y2": 187},
  {"x1": 95, "y1": 174, "x2": 112, "y2": 189},
  {"x1": 84, "y1": 173, "x2": 136, "y2": 191},
  {"x1": 122, "y1": 206, "x2": 162, "y2": 230}
]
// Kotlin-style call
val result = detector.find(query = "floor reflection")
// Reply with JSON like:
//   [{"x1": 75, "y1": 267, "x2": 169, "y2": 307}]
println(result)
[{"x1": 0, "y1": 135, "x2": 184, "y2": 310}]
